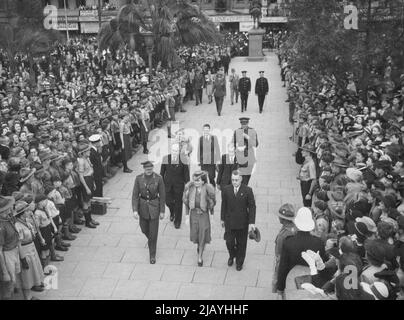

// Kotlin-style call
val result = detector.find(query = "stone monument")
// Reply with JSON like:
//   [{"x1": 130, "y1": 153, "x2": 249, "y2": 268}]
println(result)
[{"x1": 248, "y1": 0, "x2": 265, "y2": 59}]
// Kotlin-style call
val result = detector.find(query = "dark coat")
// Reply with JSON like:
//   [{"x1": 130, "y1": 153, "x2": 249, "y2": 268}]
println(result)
[
  {"x1": 89, "y1": 147, "x2": 104, "y2": 178},
  {"x1": 255, "y1": 77, "x2": 269, "y2": 95},
  {"x1": 197, "y1": 135, "x2": 221, "y2": 166},
  {"x1": 276, "y1": 231, "x2": 326, "y2": 291},
  {"x1": 238, "y1": 77, "x2": 251, "y2": 94},
  {"x1": 216, "y1": 154, "x2": 239, "y2": 188},
  {"x1": 220, "y1": 183, "x2": 256, "y2": 232},
  {"x1": 132, "y1": 172, "x2": 166, "y2": 220},
  {"x1": 193, "y1": 73, "x2": 205, "y2": 90},
  {"x1": 0, "y1": 144, "x2": 10, "y2": 161},
  {"x1": 160, "y1": 154, "x2": 190, "y2": 193}
]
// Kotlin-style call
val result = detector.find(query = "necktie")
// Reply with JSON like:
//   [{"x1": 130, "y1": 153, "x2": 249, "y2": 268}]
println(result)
[{"x1": 234, "y1": 187, "x2": 238, "y2": 195}]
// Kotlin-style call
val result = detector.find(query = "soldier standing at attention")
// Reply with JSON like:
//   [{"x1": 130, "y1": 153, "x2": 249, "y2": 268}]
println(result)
[
  {"x1": 132, "y1": 161, "x2": 166, "y2": 264},
  {"x1": 255, "y1": 71, "x2": 269, "y2": 113},
  {"x1": 238, "y1": 71, "x2": 251, "y2": 113},
  {"x1": 233, "y1": 117, "x2": 258, "y2": 185}
]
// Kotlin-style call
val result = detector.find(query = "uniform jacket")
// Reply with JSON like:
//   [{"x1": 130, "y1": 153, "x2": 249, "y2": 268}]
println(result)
[
  {"x1": 238, "y1": 77, "x2": 251, "y2": 94},
  {"x1": 89, "y1": 147, "x2": 104, "y2": 177},
  {"x1": 220, "y1": 183, "x2": 256, "y2": 231},
  {"x1": 132, "y1": 172, "x2": 165, "y2": 220},
  {"x1": 197, "y1": 135, "x2": 221, "y2": 166},
  {"x1": 255, "y1": 77, "x2": 269, "y2": 95},
  {"x1": 160, "y1": 154, "x2": 190, "y2": 193},
  {"x1": 217, "y1": 154, "x2": 239, "y2": 188},
  {"x1": 212, "y1": 76, "x2": 226, "y2": 97},
  {"x1": 193, "y1": 73, "x2": 205, "y2": 90},
  {"x1": 277, "y1": 231, "x2": 327, "y2": 291}
]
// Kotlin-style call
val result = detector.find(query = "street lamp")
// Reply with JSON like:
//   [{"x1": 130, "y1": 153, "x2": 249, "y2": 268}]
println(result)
[{"x1": 143, "y1": 30, "x2": 154, "y2": 75}]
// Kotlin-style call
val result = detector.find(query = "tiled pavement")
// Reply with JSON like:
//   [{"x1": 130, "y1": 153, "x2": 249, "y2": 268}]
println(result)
[{"x1": 38, "y1": 53, "x2": 302, "y2": 300}]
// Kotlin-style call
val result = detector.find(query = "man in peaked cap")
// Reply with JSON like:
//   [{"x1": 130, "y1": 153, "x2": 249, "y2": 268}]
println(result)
[
  {"x1": 238, "y1": 71, "x2": 251, "y2": 112},
  {"x1": 233, "y1": 117, "x2": 258, "y2": 185},
  {"x1": 88, "y1": 134, "x2": 104, "y2": 197},
  {"x1": 132, "y1": 161, "x2": 166, "y2": 264},
  {"x1": 255, "y1": 71, "x2": 269, "y2": 113}
]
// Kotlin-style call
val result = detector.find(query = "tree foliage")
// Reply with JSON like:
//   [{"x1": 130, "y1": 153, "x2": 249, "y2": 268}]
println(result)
[
  {"x1": 283, "y1": 0, "x2": 404, "y2": 90},
  {"x1": 98, "y1": 0, "x2": 222, "y2": 67}
]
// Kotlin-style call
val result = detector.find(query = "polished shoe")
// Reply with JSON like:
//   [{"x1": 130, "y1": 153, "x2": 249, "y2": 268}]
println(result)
[
  {"x1": 150, "y1": 258, "x2": 156, "y2": 264},
  {"x1": 70, "y1": 225, "x2": 81, "y2": 233},
  {"x1": 227, "y1": 257, "x2": 234, "y2": 267},
  {"x1": 31, "y1": 285, "x2": 45, "y2": 292},
  {"x1": 55, "y1": 245, "x2": 68, "y2": 252},
  {"x1": 180, "y1": 109, "x2": 186, "y2": 112},
  {"x1": 198, "y1": 259, "x2": 203, "y2": 267},
  {"x1": 61, "y1": 241, "x2": 71, "y2": 247},
  {"x1": 174, "y1": 224, "x2": 180, "y2": 229},
  {"x1": 51, "y1": 255, "x2": 64, "y2": 262},
  {"x1": 236, "y1": 264, "x2": 243, "y2": 271},
  {"x1": 85, "y1": 222, "x2": 96, "y2": 229},
  {"x1": 74, "y1": 218, "x2": 85, "y2": 225},
  {"x1": 91, "y1": 220, "x2": 100, "y2": 226},
  {"x1": 62, "y1": 234, "x2": 76, "y2": 241},
  {"x1": 143, "y1": 150, "x2": 149, "y2": 154},
  {"x1": 123, "y1": 168, "x2": 133, "y2": 173}
]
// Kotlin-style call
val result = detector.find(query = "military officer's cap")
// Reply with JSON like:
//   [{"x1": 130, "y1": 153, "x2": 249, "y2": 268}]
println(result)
[
  {"x1": 141, "y1": 161, "x2": 154, "y2": 168},
  {"x1": 239, "y1": 117, "x2": 250, "y2": 124},
  {"x1": 241, "y1": 71, "x2": 247, "y2": 74},
  {"x1": 89, "y1": 134, "x2": 101, "y2": 143},
  {"x1": 259, "y1": 71, "x2": 265, "y2": 74}
]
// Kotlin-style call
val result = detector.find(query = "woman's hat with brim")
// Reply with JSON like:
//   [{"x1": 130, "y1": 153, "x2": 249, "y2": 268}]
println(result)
[
  {"x1": 299, "y1": 144, "x2": 316, "y2": 154},
  {"x1": 294, "y1": 207, "x2": 315, "y2": 232},
  {"x1": 277, "y1": 203, "x2": 296, "y2": 221},
  {"x1": 355, "y1": 216, "x2": 377, "y2": 233},
  {"x1": 0, "y1": 196, "x2": 15, "y2": 214},
  {"x1": 248, "y1": 227, "x2": 261, "y2": 242},
  {"x1": 13, "y1": 200, "x2": 30, "y2": 216},
  {"x1": 19, "y1": 167, "x2": 36, "y2": 183}
]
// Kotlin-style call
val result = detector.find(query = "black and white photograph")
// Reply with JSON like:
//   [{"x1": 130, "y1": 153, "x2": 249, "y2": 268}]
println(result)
[{"x1": 0, "y1": 0, "x2": 404, "y2": 304}]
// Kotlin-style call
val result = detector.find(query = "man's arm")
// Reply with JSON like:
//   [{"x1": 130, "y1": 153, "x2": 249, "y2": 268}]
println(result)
[
  {"x1": 277, "y1": 240, "x2": 292, "y2": 292},
  {"x1": 220, "y1": 188, "x2": 227, "y2": 223},
  {"x1": 183, "y1": 162, "x2": 190, "y2": 184},
  {"x1": 160, "y1": 160, "x2": 166, "y2": 181},
  {"x1": 255, "y1": 79, "x2": 259, "y2": 94},
  {"x1": 247, "y1": 187, "x2": 256, "y2": 225},
  {"x1": 217, "y1": 156, "x2": 224, "y2": 186},
  {"x1": 158, "y1": 175, "x2": 166, "y2": 213},
  {"x1": 214, "y1": 136, "x2": 221, "y2": 164},
  {"x1": 247, "y1": 78, "x2": 251, "y2": 92}
]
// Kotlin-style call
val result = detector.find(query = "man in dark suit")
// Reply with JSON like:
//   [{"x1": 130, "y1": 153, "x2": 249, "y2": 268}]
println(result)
[
  {"x1": 276, "y1": 207, "x2": 327, "y2": 300},
  {"x1": 197, "y1": 124, "x2": 221, "y2": 187},
  {"x1": 132, "y1": 161, "x2": 166, "y2": 264},
  {"x1": 89, "y1": 134, "x2": 104, "y2": 197},
  {"x1": 255, "y1": 71, "x2": 269, "y2": 113},
  {"x1": 160, "y1": 143, "x2": 190, "y2": 228},
  {"x1": 221, "y1": 170, "x2": 256, "y2": 271},
  {"x1": 238, "y1": 71, "x2": 251, "y2": 112},
  {"x1": 216, "y1": 143, "x2": 239, "y2": 190}
]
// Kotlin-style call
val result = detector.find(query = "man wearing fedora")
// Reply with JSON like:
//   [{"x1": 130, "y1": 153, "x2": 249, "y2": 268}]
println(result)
[
  {"x1": 272, "y1": 204, "x2": 297, "y2": 293},
  {"x1": 132, "y1": 161, "x2": 166, "y2": 264},
  {"x1": 255, "y1": 71, "x2": 269, "y2": 114},
  {"x1": 221, "y1": 170, "x2": 256, "y2": 271},
  {"x1": 276, "y1": 207, "x2": 327, "y2": 300},
  {"x1": 0, "y1": 196, "x2": 19, "y2": 300},
  {"x1": 298, "y1": 144, "x2": 317, "y2": 207}
]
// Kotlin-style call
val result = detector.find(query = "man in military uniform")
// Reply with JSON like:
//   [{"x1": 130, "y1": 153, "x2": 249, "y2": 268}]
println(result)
[
  {"x1": 233, "y1": 117, "x2": 258, "y2": 185},
  {"x1": 255, "y1": 71, "x2": 269, "y2": 113},
  {"x1": 272, "y1": 204, "x2": 296, "y2": 293},
  {"x1": 238, "y1": 71, "x2": 251, "y2": 112},
  {"x1": 132, "y1": 161, "x2": 166, "y2": 264}
]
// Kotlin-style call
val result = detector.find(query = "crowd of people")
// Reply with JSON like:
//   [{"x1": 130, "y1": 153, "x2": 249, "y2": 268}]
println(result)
[
  {"x1": 0, "y1": 32, "x2": 241, "y2": 300},
  {"x1": 272, "y1": 44, "x2": 404, "y2": 299}
]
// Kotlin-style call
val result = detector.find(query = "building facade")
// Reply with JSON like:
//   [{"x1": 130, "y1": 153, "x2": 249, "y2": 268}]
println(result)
[{"x1": 0, "y1": 0, "x2": 291, "y2": 34}]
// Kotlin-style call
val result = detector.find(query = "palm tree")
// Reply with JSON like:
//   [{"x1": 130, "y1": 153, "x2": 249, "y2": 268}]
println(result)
[{"x1": 98, "y1": 0, "x2": 222, "y2": 67}]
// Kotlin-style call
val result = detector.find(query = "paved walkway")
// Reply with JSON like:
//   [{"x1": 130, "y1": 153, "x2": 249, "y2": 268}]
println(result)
[{"x1": 38, "y1": 53, "x2": 302, "y2": 300}]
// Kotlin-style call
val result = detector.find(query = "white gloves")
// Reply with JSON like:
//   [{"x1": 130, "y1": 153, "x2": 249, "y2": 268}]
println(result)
[{"x1": 301, "y1": 250, "x2": 325, "y2": 275}]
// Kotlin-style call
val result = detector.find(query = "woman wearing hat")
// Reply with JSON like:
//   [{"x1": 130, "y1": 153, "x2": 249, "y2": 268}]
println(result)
[
  {"x1": 183, "y1": 171, "x2": 216, "y2": 267},
  {"x1": 14, "y1": 200, "x2": 44, "y2": 300},
  {"x1": 76, "y1": 143, "x2": 98, "y2": 229},
  {"x1": 297, "y1": 144, "x2": 317, "y2": 207}
]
